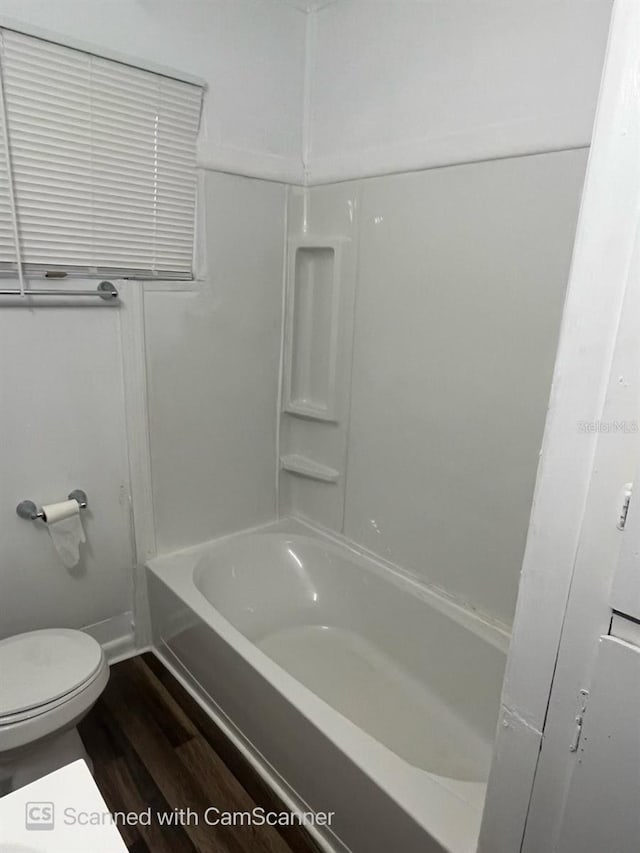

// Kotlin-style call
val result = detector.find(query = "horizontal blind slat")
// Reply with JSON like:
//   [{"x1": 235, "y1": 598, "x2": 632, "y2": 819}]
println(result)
[{"x1": 0, "y1": 28, "x2": 202, "y2": 275}]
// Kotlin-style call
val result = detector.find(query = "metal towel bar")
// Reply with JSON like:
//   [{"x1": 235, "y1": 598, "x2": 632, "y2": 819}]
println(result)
[{"x1": 0, "y1": 282, "x2": 118, "y2": 301}]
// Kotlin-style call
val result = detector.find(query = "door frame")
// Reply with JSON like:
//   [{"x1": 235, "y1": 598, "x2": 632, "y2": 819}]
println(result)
[{"x1": 479, "y1": 1, "x2": 640, "y2": 849}]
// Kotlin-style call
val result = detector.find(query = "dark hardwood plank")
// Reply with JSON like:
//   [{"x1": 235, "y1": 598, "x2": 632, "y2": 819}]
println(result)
[
  {"x1": 101, "y1": 670, "x2": 249, "y2": 853},
  {"x1": 79, "y1": 696, "x2": 124, "y2": 764},
  {"x1": 81, "y1": 655, "x2": 321, "y2": 853},
  {"x1": 176, "y1": 737, "x2": 291, "y2": 853},
  {"x1": 142, "y1": 653, "x2": 323, "y2": 853},
  {"x1": 109, "y1": 656, "x2": 195, "y2": 747},
  {"x1": 80, "y1": 687, "x2": 197, "y2": 853}
]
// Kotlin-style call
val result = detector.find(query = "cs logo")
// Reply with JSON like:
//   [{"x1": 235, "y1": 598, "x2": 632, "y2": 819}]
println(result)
[{"x1": 25, "y1": 801, "x2": 55, "y2": 831}]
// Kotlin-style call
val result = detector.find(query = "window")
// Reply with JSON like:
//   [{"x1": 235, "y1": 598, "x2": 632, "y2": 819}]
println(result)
[{"x1": 0, "y1": 29, "x2": 203, "y2": 279}]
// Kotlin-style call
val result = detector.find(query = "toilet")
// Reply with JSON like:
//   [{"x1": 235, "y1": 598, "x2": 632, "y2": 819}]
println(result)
[{"x1": 0, "y1": 628, "x2": 109, "y2": 792}]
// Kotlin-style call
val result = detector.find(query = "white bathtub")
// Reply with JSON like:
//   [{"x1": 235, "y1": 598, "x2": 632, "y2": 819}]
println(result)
[{"x1": 147, "y1": 519, "x2": 507, "y2": 853}]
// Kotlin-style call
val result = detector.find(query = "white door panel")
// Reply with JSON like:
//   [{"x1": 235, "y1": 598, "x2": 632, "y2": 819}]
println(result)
[
  {"x1": 611, "y1": 475, "x2": 640, "y2": 619},
  {"x1": 557, "y1": 635, "x2": 640, "y2": 853}
]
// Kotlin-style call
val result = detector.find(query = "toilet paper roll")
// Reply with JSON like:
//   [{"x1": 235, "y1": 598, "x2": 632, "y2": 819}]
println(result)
[
  {"x1": 43, "y1": 499, "x2": 79, "y2": 524},
  {"x1": 43, "y1": 499, "x2": 86, "y2": 569}
]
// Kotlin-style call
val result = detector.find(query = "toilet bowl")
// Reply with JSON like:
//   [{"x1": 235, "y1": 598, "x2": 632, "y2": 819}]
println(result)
[{"x1": 0, "y1": 628, "x2": 109, "y2": 791}]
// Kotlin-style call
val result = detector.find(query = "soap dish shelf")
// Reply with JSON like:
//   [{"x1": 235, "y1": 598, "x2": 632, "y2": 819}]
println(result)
[{"x1": 280, "y1": 454, "x2": 339, "y2": 484}]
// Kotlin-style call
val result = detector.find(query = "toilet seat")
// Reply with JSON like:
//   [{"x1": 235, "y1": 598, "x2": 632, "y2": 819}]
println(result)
[
  {"x1": 0, "y1": 662, "x2": 106, "y2": 726},
  {"x1": 0, "y1": 629, "x2": 104, "y2": 722},
  {"x1": 0, "y1": 629, "x2": 109, "y2": 751}
]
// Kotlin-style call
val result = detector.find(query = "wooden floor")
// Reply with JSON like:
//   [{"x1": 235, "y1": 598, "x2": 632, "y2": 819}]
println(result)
[{"x1": 79, "y1": 654, "x2": 322, "y2": 853}]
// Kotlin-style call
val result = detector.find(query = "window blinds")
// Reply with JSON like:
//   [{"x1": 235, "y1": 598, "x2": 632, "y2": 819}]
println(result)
[{"x1": 0, "y1": 29, "x2": 202, "y2": 279}]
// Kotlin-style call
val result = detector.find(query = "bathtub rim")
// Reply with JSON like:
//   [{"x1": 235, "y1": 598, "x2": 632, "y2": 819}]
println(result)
[
  {"x1": 151, "y1": 514, "x2": 511, "y2": 655},
  {"x1": 148, "y1": 517, "x2": 508, "y2": 853}
]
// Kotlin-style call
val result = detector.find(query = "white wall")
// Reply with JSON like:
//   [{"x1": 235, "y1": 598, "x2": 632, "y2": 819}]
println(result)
[
  {"x1": 343, "y1": 151, "x2": 588, "y2": 624},
  {"x1": 273, "y1": 0, "x2": 610, "y2": 625},
  {"x1": 0, "y1": 0, "x2": 610, "y2": 188},
  {"x1": 0, "y1": 0, "x2": 307, "y2": 182},
  {"x1": 0, "y1": 0, "x2": 611, "y2": 644},
  {"x1": 0, "y1": 300, "x2": 135, "y2": 642},
  {"x1": 305, "y1": 0, "x2": 612, "y2": 183},
  {"x1": 282, "y1": 149, "x2": 587, "y2": 625},
  {"x1": 0, "y1": 2, "x2": 297, "y2": 646},
  {"x1": 145, "y1": 172, "x2": 286, "y2": 553},
  {"x1": 0, "y1": 169, "x2": 287, "y2": 644}
]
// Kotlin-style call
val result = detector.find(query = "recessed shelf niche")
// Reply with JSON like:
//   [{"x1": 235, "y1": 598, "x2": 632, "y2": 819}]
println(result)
[{"x1": 283, "y1": 238, "x2": 342, "y2": 422}]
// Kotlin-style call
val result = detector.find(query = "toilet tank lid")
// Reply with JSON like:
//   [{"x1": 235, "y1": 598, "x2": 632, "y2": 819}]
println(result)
[{"x1": 0, "y1": 628, "x2": 104, "y2": 717}]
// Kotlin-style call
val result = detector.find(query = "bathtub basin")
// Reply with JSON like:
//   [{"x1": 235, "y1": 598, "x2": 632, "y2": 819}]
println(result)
[{"x1": 148, "y1": 519, "x2": 507, "y2": 853}]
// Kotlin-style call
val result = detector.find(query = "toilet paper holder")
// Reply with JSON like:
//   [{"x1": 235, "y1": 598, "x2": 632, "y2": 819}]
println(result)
[{"x1": 16, "y1": 490, "x2": 88, "y2": 522}]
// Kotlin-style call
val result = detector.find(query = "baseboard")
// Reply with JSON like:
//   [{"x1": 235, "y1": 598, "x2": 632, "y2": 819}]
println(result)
[{"x1": 83, "y1": 612, "x2": 139, "y2": 664}]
